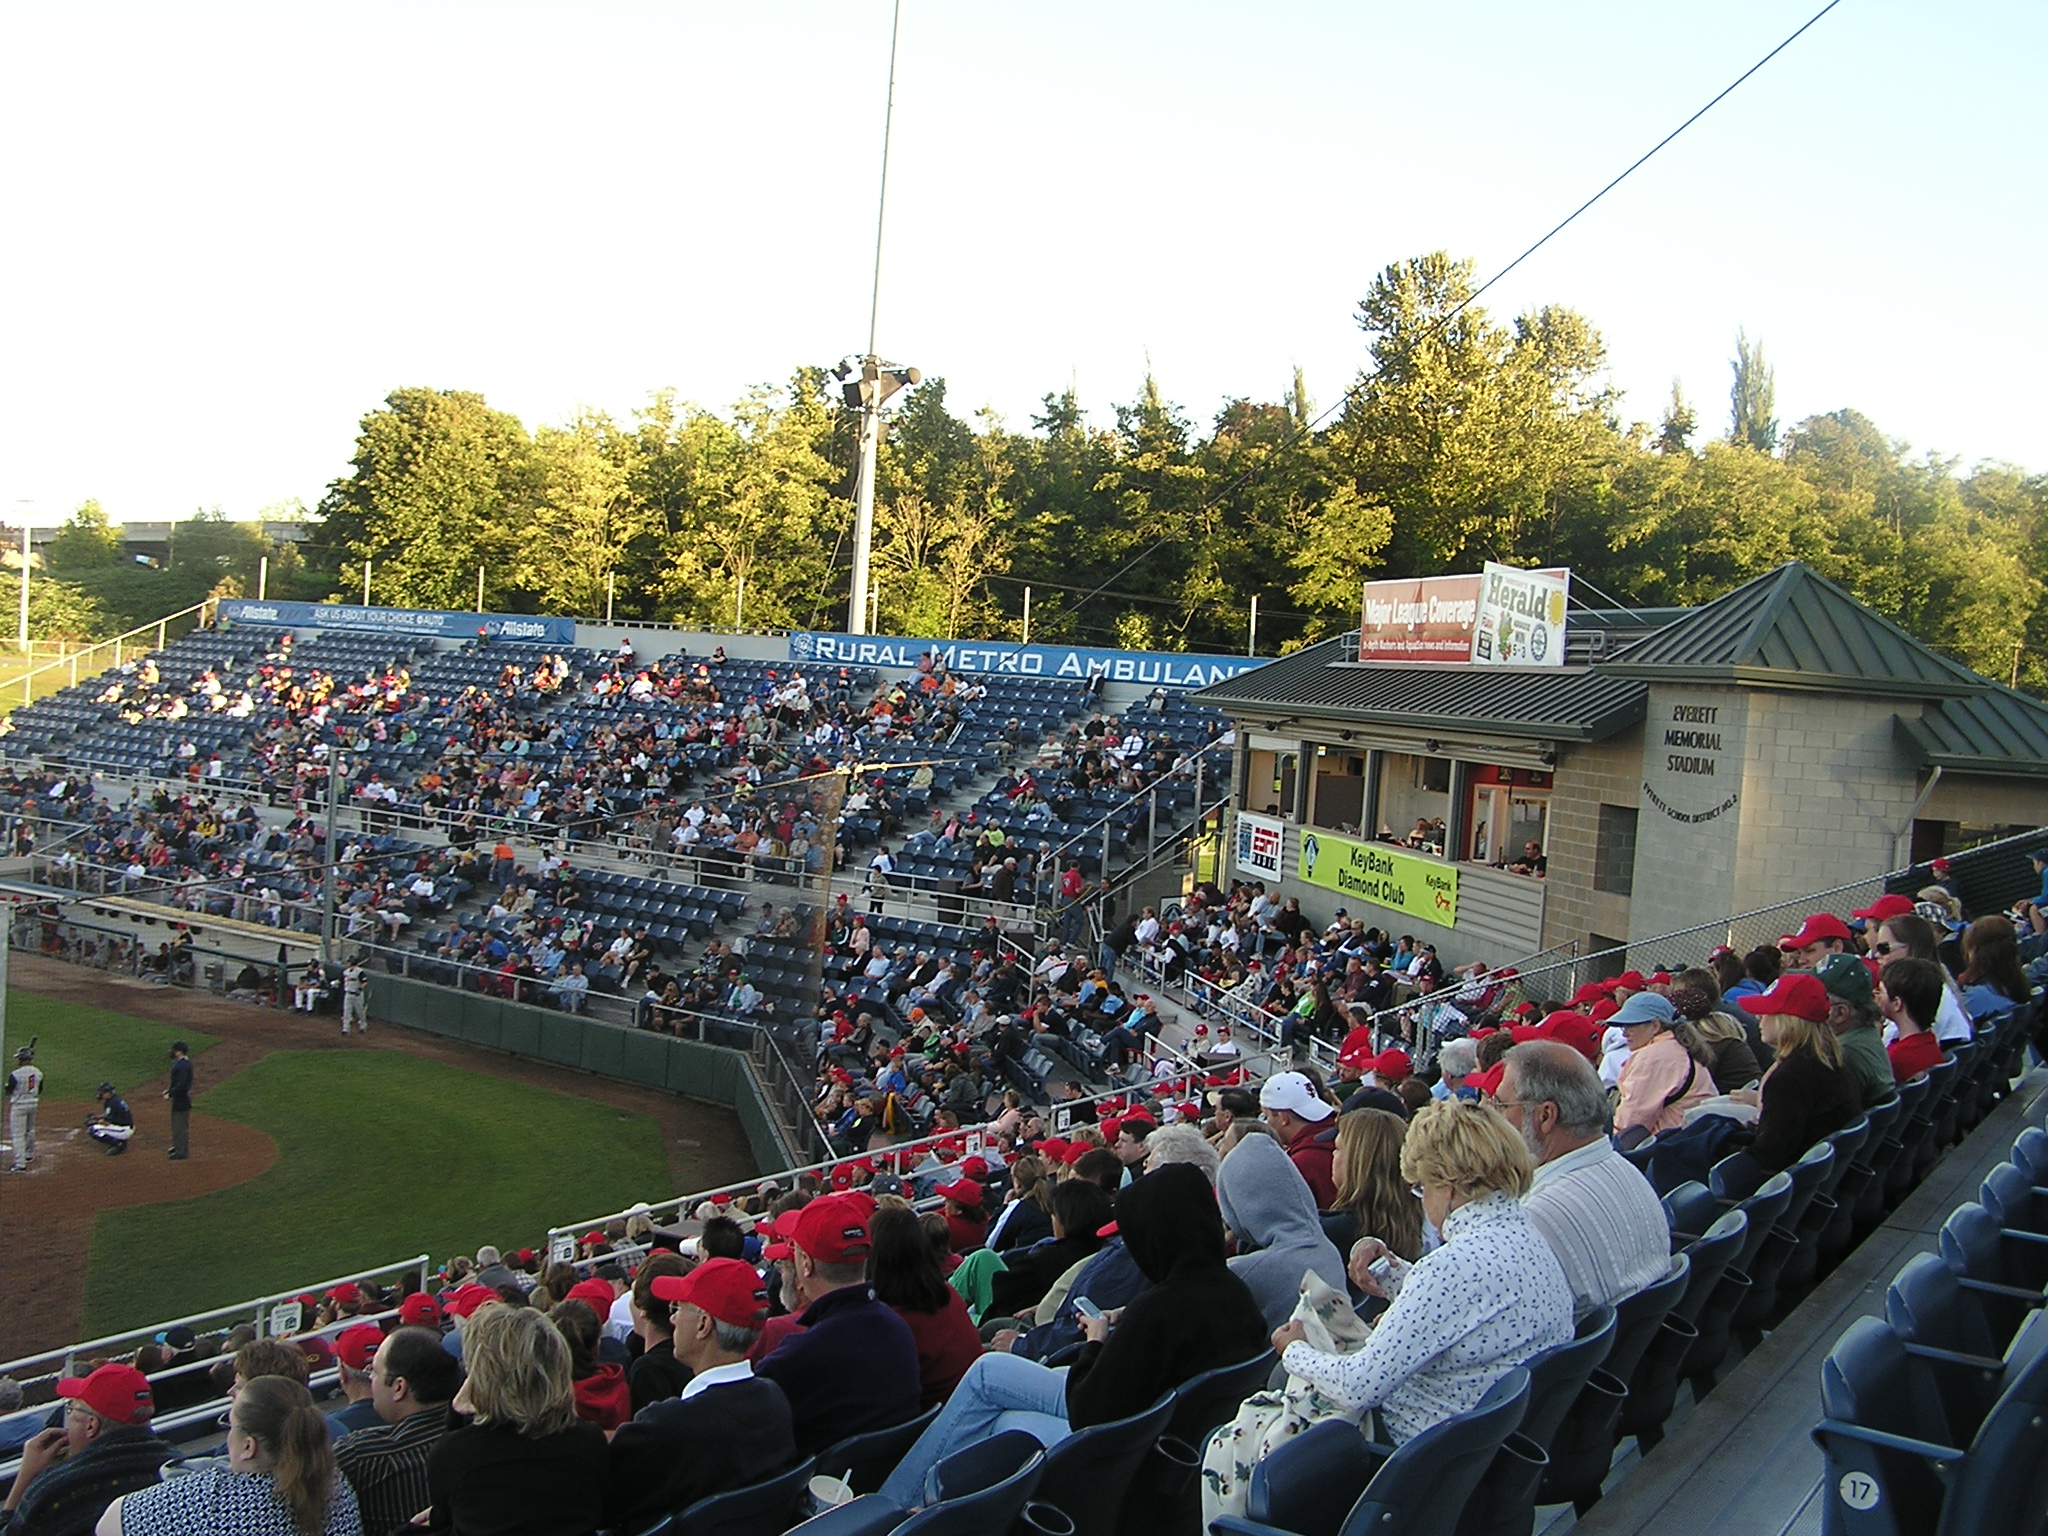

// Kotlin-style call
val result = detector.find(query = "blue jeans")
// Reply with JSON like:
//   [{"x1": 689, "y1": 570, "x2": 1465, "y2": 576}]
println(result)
[{"x1": 877, "y1": 1352, "x2": 1073, "y2": 1507}]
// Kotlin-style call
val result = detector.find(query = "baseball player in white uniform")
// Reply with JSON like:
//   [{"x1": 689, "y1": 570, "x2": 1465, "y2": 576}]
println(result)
[
  {"x1": 342, "y1": 959, "x2": 369, "y2": 1035},
  {"x1": 6, "y1": 1043, "x2": 42, "y2": 1171}
]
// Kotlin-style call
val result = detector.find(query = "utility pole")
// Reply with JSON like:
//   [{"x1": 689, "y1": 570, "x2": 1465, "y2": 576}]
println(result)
[
  {"x1": 321, "y1": 745, "x2": 343, "y2": 965},
  {"x1": 361, "y1": 561, "x2": 371, "y2": 606},
  {"x1": 606, "y1": 571, "x2": 616, "y2": 626},
  {"x1": 476, "y1": 566, "x2": 485, "y2": 613},
  {"x1": 257, "y1": 555, "x2": 268, "y2": 601},
  {"x1": 17, "y1": 525, "x2": 29, "y2": 653},
  {"x1": 1248, "y1": 595, "x2": 1260, "y2": 657},
  {"x1": 1022, "y1": 586, "x2": 1032, "y2": 645}
]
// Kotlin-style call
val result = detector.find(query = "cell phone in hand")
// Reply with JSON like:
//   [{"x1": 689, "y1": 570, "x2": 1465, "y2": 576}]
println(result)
[
  {"x1": 1368, "y1": 1257, "x2": 1396, "y2": 1284},
  {"x1": 1072, "y1": 1295, "x2": 1103, "y2": 1319}
]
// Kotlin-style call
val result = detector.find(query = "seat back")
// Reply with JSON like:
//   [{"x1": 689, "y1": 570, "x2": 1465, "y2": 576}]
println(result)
[
  {"x1": 1939, "y1": 1323, "x2": 2048, "y2": 1536},
  {"x1": 1984, "y1": 1163, "x2": 2048, "y2": 1235},
  {"x1": 1728, "y1": 1171, "x2": 1794, "y2": 1274},
  {"x1": 1605, "y1": 1253, "x2": 1691, "y2": 1387},
  {"x1": 1245, "y1": 1419, "x2": 1383, "y2": 1536},
  {"x1": 1661, "y1": 1181, "x2": 1719, "y2": 1241},
  {"x1": 814, "y1": 1404, "x2": 942, "y2": 1495},
  {"x1": 1340, "y1": 1369, "x2": 1531, "y2": 1536},
  {"x1": 1452, "y1": 1311, "x2": 1614, "y2": 1536},
  {"x1": 1671, "y1": 1207, "x2": 1748, "y2": 1327},
  {"x1": 2013, "y1": 1126, "x2": 2048, "y2": 1186},
  {"x1": 670, "y1": 1457, "x2": 817, "y2": 1536},
  {"x1": 1030, "y1": 1392, "x2": 1175, "y2": 1536},
  {"x1": 926, "y1": 1431, "x2": 1044, "y2": 1507},
  {"x1": 894, "y1": 1442, "x2": 1046, "y2": 1536},
  {"x1": 1163, "y1": 1350, "x2": 1281, "y2": 1449},
  {"x1": 1117, "y1": 1350, "x2": 1279, "y2": 1534},
  {"x1": 1813, "y1": 1317, "x2": 1952, "y2": 1536}
]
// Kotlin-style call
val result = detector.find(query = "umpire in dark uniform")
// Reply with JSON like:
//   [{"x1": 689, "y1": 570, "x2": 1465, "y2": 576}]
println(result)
[{"x1": 164, "y1": 1042, "x2": 192, "y2": 1159}]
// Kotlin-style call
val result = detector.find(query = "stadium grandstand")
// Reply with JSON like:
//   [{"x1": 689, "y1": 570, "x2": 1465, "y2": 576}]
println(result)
[{"x1": 0, "y1": 601, "x2": 2045, "y2": 1536}]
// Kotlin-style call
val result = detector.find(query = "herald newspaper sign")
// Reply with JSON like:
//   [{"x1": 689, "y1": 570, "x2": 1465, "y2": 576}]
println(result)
[{"x1": 1359, "y1": 563, "x2": 1570, "y2": 667}]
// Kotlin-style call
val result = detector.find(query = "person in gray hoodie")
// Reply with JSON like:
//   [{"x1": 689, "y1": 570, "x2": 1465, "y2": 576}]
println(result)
[{"x1": 1216, "y1": 1130, "x2": 1351, "y2": 1329}]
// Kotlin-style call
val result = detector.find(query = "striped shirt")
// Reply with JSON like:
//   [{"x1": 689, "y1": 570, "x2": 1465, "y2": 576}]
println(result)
[
  {"x1": 335, "y1": 1408, "x2": 450, "y2": 1536},
  {"x1": 1524, "y1": 1136, "x2": 1673, "y2": 1320}
]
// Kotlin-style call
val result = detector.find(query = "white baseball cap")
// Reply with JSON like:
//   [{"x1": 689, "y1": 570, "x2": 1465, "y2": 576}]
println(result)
[{"x1": 1258, "y1": 1071, "x2": 1335, "y2": 1123}]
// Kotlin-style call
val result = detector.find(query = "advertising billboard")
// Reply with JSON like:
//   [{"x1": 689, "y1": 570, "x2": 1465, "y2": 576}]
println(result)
[
  {"x1": 1358, "y1": 564, "x2": 1569, "y2": 667},
  {"x1": 1297, "y1": 829, "x2": 1459, "y2": 926},
  {"x1": 1232, "y1": 810, "x2": 1286, "y2": 880}
]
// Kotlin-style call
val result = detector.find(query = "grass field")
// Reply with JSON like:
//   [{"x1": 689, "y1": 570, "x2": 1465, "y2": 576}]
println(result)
[
  {"x1": 81, "y1": 1048, "x2": 673, "y2": 1333},
  {"x1": 4, "y1": 990, "x2": 217, "y2": 1102}
]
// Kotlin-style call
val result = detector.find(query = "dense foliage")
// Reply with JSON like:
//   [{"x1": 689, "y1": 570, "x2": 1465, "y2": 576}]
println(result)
[{"x1": 41, "y1": 251, "x2": 2048, "y2": 688}]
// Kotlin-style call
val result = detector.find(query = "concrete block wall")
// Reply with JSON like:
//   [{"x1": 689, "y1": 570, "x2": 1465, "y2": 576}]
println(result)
[
  {"x1": 1628, "y1": 687, "x2": 1749, "y2": 942},
  {"x1": 1732, "y1": 691, "x2": 1920, "y2": 907},
  {"x1": 1543, "y1": 723, "x2": 1643, "y2": 951}
]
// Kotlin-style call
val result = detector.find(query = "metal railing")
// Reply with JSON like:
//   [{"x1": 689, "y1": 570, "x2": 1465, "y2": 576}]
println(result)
[{"x1": 5, "y1": 598, "x2": 220, "y2": 709}]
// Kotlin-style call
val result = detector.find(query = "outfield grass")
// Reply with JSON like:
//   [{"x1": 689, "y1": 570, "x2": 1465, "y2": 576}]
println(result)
[
  {"x1": 82, "y1": 1049, "x2": 673, "y2": 1334},
  {"x1": 3, "y1": 990, "x2": 217, "y2": 1102}
]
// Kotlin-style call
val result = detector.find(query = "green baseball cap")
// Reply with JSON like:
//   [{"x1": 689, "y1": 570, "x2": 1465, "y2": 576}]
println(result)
[{"x1": 1815, "y1": 951, "x2": 1873, "y2": 1006}]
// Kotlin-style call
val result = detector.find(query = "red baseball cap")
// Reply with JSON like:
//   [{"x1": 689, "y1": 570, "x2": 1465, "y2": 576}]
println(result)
[
  {"x1": 781, "y1": 1193, "x2": 875, "y2": 1265},
  {"x1": 935, "y1": 1179, "x2": 983, "y2": 1208},
  {"x1": 1589, "y1": 997, "x2": 1620, "y2": 1023},
  {"x1": 1061, "y1": 1143, "x2": 1092, "y2": 1166},
  {"x1": 334, "y1": 1323, "x2": 385, "y2": 1372},
  {"x1": 1117, "y1": 1110, "x2": 1157, "y2": 1134},
  {"x1": 960, "y1": 1156, "x2": 990, "y2": 1179},
  {"x1": 1535, "y1": 1011, "x2": 1603, "y2": 1063},
  {"x1": 398, "y1": 1293, "x2": 443, "y2": 1327},
  {"x1": 326, "y1": 1282, "x2": 362, "y2": 1306},
  {"x1": 1467, "y1": 1063, "x2": 1506, "y2": 1098},
  {"x1": 1613, "y1": 971, "x2": 1648, "y2": 992},
  {"x1": 442, "y1": 1284, "x2": 498, "y2": 1319},
  {"x1": 57, "y1": 1363, "x2": 153, "y2": 1425},
  {"x1": 1852, "y1": 894, "x2": 1916, "y2": 924},
  {"x1": 1747, "y1": 972, "x2": 1832, "y2": 1023},
  {"x1": 1780, "y1": 913, "x2": 1853, "y2": 950},
  {"x1": 565, "y1": 1278, "x2": 616, "y2": 1314},
  {"x1": 1337, "y1": 1027, "x2": 1376, "y2": 1069},
  {"x1": 1569, "y1": 982, "x2": 1608, "y2": 1007},
  {"x1": 650, "y1": 1257, "x2": 770, "y2": 1329},
  {"x1": 1365, "y1": 1048, "x2": 1412, "y2": 1080}
]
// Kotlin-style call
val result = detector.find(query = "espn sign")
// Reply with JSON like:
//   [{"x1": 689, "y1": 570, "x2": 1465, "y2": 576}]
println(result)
[{"x1": 1234, "y1": 811, "x2": 1286, "y2": 880}]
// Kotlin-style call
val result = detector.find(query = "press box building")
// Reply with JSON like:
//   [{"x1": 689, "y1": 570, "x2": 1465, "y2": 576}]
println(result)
[{"x1": 1192, "y1": 562, "x2": 2048, "y2": 969}]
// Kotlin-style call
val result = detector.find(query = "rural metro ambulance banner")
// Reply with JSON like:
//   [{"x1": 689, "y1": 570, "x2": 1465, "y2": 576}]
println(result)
[
  {"x1": 1298, "y1": 829, "x2": 1460, "y2": 926},
  {"x1": 1358, "y1": 563, "x2": 1569, "y2": 667},
  {"x1": 789, "y1": 632, "x2": 1267, "y2": 688}
]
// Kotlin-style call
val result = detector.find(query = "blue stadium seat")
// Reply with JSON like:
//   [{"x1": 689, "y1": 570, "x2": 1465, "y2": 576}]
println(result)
[
  {"x1": 1028, "y1": 1391, "x2": 1175, "y2": 1536},
  {"x1": 813, "y1": 1405, "x2": 943, "y2": 1496},
  {"x1": 667, "y1": 1456, "x2": 815, "y2": 1536},
  {"x1": 898, "y1": 1432, "x2": 1046, "y2": 1536},
  {"x1": 1455, "y1": 1306, "x2": 1615, "y2": 1536}
]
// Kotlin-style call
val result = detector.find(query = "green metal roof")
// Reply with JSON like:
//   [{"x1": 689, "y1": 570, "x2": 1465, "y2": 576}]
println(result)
[
  {"x1": 1895, "y1": 688, "x2": 2048, "y2": 778},
  {"x1": 1190, "y1": 636, "x2": 1648, "y2": 742},
  {"x1": 1602, "y1": 562, "x2": 1989, "y2": 698}
]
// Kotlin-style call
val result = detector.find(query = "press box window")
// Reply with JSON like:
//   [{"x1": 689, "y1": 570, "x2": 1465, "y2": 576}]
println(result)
[{"x1": 1594, "y1": 804, "x2": 1637, "y2": 896}]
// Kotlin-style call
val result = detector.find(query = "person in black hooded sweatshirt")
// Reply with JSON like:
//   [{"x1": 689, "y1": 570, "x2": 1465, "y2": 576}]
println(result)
[{"x1": 879, "y1": 1162, "x2": 1269, "y2": 1506}]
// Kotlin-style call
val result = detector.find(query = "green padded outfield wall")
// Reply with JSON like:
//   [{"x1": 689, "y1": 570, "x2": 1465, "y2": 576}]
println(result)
[{"x1": 372, "y1": 976, "x2": 792, "y2": 1173}]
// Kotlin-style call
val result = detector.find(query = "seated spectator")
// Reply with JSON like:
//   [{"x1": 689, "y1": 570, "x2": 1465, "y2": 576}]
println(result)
[
  {"x1": 1816, "y1": 954, "x2": 1896, "y2": 1109},
  {"x1": 984, "y1": 1156, "x2": 1055, "y2": 1254},
  {"x1": 0, "y1": 1364, "x2": 179, "y2": 1536},
  {"x1": 1271, "y1": 1099, "x2": 1573, "y2": 1445},
  {"x1": 603, "y1": 1260, "x2": 797, "y2": 1533},
  {"x1": 1322, "y1": 1108, "x2": 1423, "y2": 1262},
  {"x1": 1430, "y1": 1038, "x2": 1481, "y2": 1101},
  {"x1": 1666, "y1": 971, "x2": 1762, "y2": 1093},
  {"x1": 986, "y1": 1179, "x2": 1114, "y2": 1320},
  {"x1": 548, "y1": 1302, "x2": 630, "y2": 1432},
  {"x1": 1610, "y1": 994, "x2": 1716, "y2": 1147},
  {"x1": 424, "y1": 1306, "x2": 608, "y2": 1536},
  {"x1": 878, "y1": 1164, "x2": 1269, "y2": 1505},
  {"x1": 868, "y1": 1205, "x2": 984, "y2": 1409},
  {"x1": 99, "y1": 1375, "x2": 359, "y2": 1536},
  {"x1": 1958, "y1": 915, "x2": 2030, "y2": 1020},
  {"x1": 624, "y1": 1253, "x2": 694, "y2": 1413},
  {"x1": 1870, "y1": 913, "x2": 1973, "y2": 1044},
  {"x1": 335, "y1": 1327, "x2": 462, "y2": 1536},
  {"x1": 310, "y1": 1326, "x2": 382, "y2": 1442},
  {"x1": 1256, "y1": 1071, "x2": 1339, "y2": 1208},
  {"x1": 1739, "y1": 974, "x2": 1864, "y2": 1174},
  {"x1": 754, "y1": 1194, "x2": 923, "y2": 1456},
  {"x1": 1877, "y1": 958, "x2": 1947, "y2": 1083},
  {"x1": 1216, "y1": 1131, "x2": 1350, "y2": 1330},
  {"x1": 1499, "y1": 1042, "x2": 1671, "y2": 1318},
  {"x1": 934, "y1": 1178, "x2": 986, "y2": 1254}
]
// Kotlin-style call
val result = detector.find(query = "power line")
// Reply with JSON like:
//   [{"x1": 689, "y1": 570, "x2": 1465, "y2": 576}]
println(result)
[{"x1": 976, "y1": 0, "x2": 1847, "y2": 642}]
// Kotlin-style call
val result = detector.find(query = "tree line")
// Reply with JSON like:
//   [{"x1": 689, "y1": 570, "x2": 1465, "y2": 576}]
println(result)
[{"x1": 36, "y1": 251, "x2": 2048, "y2": 690}]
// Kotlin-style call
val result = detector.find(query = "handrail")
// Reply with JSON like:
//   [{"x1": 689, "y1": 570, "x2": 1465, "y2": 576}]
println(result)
[{"x1": 8, "y1": 598, "x2": 219, "y2": 708}]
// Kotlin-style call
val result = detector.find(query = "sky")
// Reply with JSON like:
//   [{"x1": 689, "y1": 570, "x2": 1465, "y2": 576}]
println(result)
[{"x1": 1, "y1": 0, "x2": 2042, "y2": 528}]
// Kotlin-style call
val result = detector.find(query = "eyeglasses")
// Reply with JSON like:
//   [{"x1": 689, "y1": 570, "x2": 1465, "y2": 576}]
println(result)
[
  {"x1": 1410, "y1": 1184, "x2": 1428, "y2": 1200},
  {"x1": 1870, "y1": 942, "x2": 1897, "y2": 956}
]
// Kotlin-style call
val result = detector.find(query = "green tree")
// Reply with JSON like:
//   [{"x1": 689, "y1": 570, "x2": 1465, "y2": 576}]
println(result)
[
  {"x1": 1729, "y1": 330, "x2": 1778, "y2": 453},
  {"x1": 46, "y1": 501, "x2": 124, "y2": 573},
  {"x1": 516, "y1": 412, "x2": 658, "y2": 618},
  {"x1": 318, "y1": 388, "x2": 535, "y2": 610}
]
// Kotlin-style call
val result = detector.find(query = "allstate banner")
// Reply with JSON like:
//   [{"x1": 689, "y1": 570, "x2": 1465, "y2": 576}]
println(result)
[
  {"x1": 788, "y1": 631, "x2": 1267, "y2": 688},
  {"x1": 218, "y1": 599, "x2": 577, "y2": 645},
  {"x1": 1298, "y1": 829, "x2": 1459, "y2": 926},
  {"x1": 1233, "y1": 810, "x2": 1286, "y2": 880}
]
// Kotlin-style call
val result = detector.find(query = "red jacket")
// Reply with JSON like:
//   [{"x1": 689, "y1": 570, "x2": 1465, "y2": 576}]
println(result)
[
  {"x1": 1286, "y1": 1121, "x2": 1340, "y2": 1211},
  {"x1": 894, "y1": 1292, "x2": 984, "y2": 1408},
  {"x1": 573, "y1": 1362, "x2": 632, "y2": 1431},
  {"x1": 945, "y1": 1210, "x2": 986, "y2": 1255}
]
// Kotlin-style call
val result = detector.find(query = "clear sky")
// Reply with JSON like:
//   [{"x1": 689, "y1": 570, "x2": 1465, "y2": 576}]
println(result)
[{"x1": 1, "y1": 1, "x2": 2041, "y2": 527}]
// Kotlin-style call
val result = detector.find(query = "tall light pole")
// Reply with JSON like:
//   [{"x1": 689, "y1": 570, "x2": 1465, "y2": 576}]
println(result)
[{"x1": 846, "y1": 0, "x2": 916, "y2": 636}]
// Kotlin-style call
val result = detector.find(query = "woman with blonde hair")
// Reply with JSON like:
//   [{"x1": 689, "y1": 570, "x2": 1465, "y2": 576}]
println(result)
[
  {"x1": 1667, "y1": 968, "x2": 1762, "y2": 1093},
  {"x1": 424, "y1": 1303, "x2": 607, "y2": 1534},
  {"x1": 1323, "y1": 1109, "x2": 1425, "y2": 1262},
  {"x1": 98, "y1": 1375, "x2": 360, "y2": 1535},
  {"x1": 1739, "y1": 973, "x2": 1863, "y2": 1174},
  {"x1": 1263, "y1": 1099, "x2": 1572, "y2": 1445}
]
